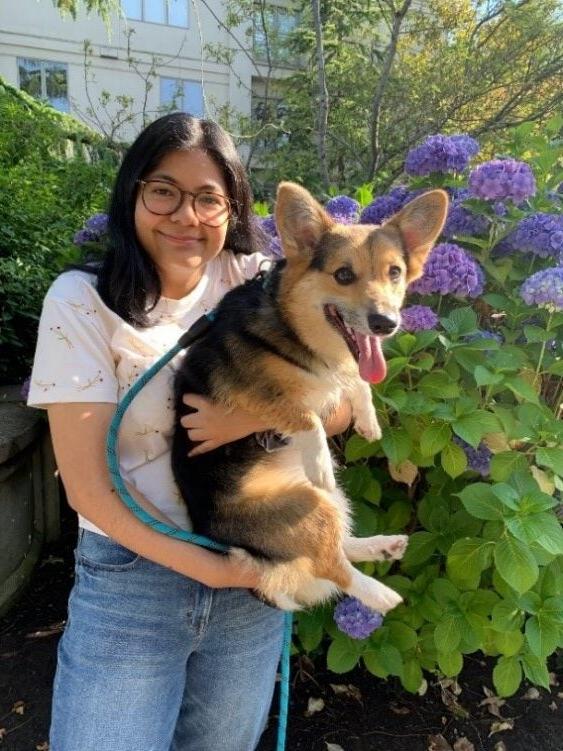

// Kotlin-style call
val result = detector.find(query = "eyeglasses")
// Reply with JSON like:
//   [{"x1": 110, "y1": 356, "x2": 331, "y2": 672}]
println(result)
[{"x1": 138, "y1": 180, "x2": 232, "y2": 227}]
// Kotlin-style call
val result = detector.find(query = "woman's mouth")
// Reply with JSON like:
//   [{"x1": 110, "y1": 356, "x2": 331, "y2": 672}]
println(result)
[{"x1": 159, "y1": 232, "x2": 202, "y2": 245}]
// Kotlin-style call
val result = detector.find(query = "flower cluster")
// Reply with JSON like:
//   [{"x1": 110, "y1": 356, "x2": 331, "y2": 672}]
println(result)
[
  {"x1": 260, "y1": 215, "x2": 278, "y2": 238},
  {"x1": 468, "y1": 159, "x2": 536, "y2": 203},
  {"x1": 520, "y1": 267, "x2": 563, "y2": 311},
  {"x1": 401, "y1": 305, "x2": 439, "y2": 332},
  {"x1": 408, "y1": 243, "x2": 485, "y2": 298},
  {"x1": 453, "y1": 437, "x2": 493, "y2": 476},
  {"x1": 73, "y1": 213, "x2": 109, "y2": 246},
  {"x1": 504, "y1": 213, "x2": 563, "y2": 259},
  {"x1": 405, "y1": 134, "x2": 479, "y2": 177},
  {"x1": 443, "y1": 188, "x2": 489, "y2": 239},
  {"x1": 325, "y1": 195, "x2": 360, "y2": 224},
  {"x1": 465, "y1": 330, "x2": 503, "y2": 345},
  {"x1": 359, "y1": 186, "x2": 416, "y2": 225},
  {"x1": 334, "y1": 597, "x2": 383, "y2": 639}
]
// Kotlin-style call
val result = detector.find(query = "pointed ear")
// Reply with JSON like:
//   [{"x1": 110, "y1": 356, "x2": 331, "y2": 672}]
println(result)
[
  {"x1": 385, "y1": 190, "x2": 449, "y2": 281},
  {"x1": 275, "y1": 181, "x2": 334, "y2": 259}
]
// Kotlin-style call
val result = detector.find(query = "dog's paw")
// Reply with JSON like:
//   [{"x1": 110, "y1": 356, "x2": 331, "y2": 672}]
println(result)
[
  {"x1": 378, "y1": 534, "x2": 409, "y2": 562},
  {"x1": 353, "y1": 415, "x2": 382, "y2": 443},
  {"x1": 304, "y1": 452, "x2": 336, "y2": 491},
  {"x1": 362, "y1": 580, "x2": 403, "y2": 614}
]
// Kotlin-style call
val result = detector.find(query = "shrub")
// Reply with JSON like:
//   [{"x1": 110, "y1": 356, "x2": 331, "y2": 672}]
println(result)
[{"x1": 288, "y1": 123, "x2": 563, "y2": 697}]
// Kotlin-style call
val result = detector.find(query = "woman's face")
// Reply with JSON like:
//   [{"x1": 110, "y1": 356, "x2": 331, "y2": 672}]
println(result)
[{"x1": 135, "y1": 148, "x2": 230, "y2": 297}]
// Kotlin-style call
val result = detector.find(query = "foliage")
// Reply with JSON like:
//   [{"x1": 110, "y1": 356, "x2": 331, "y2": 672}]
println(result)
[
  {"x1": 293, "y1": 120, "x2": 563, "y2": 698},
  {"x1": 0, "y1": 77, "x2": 118, "y2": 384}
]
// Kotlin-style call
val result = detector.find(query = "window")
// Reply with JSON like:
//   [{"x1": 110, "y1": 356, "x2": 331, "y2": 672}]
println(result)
[
  {"x1": 18, "y1": 58, "x2": 69, "y2": 112},
  {"x1": 122, "y1": 0, "x2": 189, "y2": 27},
  {"x1": 160, "y1": 78, "x2": 204, "y2": 117},
  {"x1": 253, "y1": 5, "x2": 298, "y2": 66},
  {"x1": 251, "y1": 87, "x2": 288, "y2": 154}
]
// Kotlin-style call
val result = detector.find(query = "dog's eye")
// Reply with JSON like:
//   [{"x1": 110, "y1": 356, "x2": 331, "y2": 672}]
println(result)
[
  {"x1": 389, "y1": 265, "x2": 402, "y2": 281},
  {"x1": 333, "y1": 266, "x2": 356, "y2": 285}
]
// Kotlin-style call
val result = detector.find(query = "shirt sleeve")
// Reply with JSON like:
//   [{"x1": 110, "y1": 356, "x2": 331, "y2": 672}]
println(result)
[{"x1": 27, "y1": 281, "x2": 119, "y2": 408}]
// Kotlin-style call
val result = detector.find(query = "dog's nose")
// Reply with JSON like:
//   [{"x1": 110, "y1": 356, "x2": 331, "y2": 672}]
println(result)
[{"x1": 367, "y1": 313, "x2": 398, "y2": 335}]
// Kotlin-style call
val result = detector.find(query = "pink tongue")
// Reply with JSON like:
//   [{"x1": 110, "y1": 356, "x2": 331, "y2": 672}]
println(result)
[{"x1": 355, "y1": 333, "x2": 387, "y2": 383}]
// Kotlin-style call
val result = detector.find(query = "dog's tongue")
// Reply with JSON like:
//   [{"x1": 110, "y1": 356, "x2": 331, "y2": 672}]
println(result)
[{"x1": 355, "y1": 333, "x2": 387, "y2": 384}]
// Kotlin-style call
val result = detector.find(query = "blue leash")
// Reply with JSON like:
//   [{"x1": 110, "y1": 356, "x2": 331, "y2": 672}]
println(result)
[{"x1": 105, "y1": 322, "x2": 291, "y2": 751}]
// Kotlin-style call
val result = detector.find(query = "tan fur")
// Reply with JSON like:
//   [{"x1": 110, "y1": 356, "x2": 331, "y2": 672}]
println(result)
[{"x1": 206, "y1": 182, "x2": 448, "y2": 612}]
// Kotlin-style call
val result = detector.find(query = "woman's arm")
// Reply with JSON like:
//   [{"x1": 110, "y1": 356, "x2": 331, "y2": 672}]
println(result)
[
  {"x1": 182, "y1": 394, "x2": 353, "y2": 456},
  {"x1": 47, "y1": 402, "x2": 260, "y2": 589}
]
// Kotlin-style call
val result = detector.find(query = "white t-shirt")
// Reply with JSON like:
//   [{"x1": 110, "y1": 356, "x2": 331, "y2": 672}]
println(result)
[{"x1": 28, "y1": 251, "x2": 270, "y2": 535}]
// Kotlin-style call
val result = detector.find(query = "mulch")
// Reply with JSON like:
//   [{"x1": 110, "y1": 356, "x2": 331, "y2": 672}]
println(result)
[{"x1": 1, "y1": 509, "x2": 562, "y2": 751}]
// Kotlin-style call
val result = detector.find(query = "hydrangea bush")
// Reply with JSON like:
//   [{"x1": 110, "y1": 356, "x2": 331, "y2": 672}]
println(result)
[{"x1": 290, "y1": 126, "x2": 563, "y2": 698}]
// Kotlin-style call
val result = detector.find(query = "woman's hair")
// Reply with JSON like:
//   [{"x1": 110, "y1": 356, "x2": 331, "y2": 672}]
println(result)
[{"x1": 91, "y1": 113, "x2": 264, "y2": 326}]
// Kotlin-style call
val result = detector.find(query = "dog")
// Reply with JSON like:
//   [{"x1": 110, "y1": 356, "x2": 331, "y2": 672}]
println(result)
[{"x1": 172, "y1": 182, "x2": 447, "y2": 612}]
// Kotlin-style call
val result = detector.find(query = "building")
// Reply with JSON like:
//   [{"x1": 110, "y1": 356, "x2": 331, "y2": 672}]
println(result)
[{"x1": 0, "y1": 0, "x2": 297, "y2": 144}]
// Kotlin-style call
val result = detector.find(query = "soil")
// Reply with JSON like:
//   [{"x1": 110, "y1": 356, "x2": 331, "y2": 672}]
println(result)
[{"x1": 1, "y1": 508, "x2": 562, "y2": 751}]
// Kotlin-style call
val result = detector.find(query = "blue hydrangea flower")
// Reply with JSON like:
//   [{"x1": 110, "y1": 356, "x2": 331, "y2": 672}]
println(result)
[
  {"x1": 405, "y1": 134, "x2": 479, "y2": 176},
  {"x1": 85, "y1": 213, "x2": 109, "y2": 234},
  {"x1": 401, "y1": 305, "x2": 439, "y2": 332},
  {"x1": 325, "y1": 195, "x2": 360, "y2": 224},
  {"x1": 408, "y1": 243, "x2": 485, "y2": 298},
  {"x1": 443, "y1": 188, "x2": 489, "y2": 239},
  {"x1": 468, "y1": 159, "x2": 536, "y2": 203},
  {"x1": 359, "y1": 186, "x2": 417, "y2": 225},
  {"x1": 334, "y1": 597, "x2": 384, "y2": 639},
  {"x1": 503, "y1": 213, "x2": 563, "y2": 259},
  {"x1": 453, "y1": 436, "x2": 492, "y2": 476},
  {"x1": 260, "y1": 215, "x2": 278, "y2": 238},
  {"x1": 520, "y1": 267, "x2": 563, "y2": 311},
  {"x1": 73, "y1": 228, "x2": 99, "y2": 246},
  {"x1": 265, "y1": 236, "x2": 283, "y2": 259}
]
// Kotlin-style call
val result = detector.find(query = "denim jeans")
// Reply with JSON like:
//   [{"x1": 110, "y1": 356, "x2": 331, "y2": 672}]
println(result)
[{"x1": 50, "y1": 530, "x2": 285, "y2": 751}]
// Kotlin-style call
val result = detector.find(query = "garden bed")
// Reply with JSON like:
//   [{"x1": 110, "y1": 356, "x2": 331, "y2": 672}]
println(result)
[{"x1": 1, "y1": 512, "x2": 561, "y2": 751}]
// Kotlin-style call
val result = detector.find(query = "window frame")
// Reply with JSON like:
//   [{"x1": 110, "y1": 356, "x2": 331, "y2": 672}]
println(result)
[
  {"x1": 17, "y1": 57, "x2": 69, "y2": 113},
  {"x1": 159, "y1": 77, "x2": 204, "y2": 118},
  {"x1": 121, "y1": 0, "x2": 190, "y2": 28}
]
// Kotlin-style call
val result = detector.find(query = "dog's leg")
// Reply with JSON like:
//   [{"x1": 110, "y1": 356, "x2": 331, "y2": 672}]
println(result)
[
  {"x1": 344, "y1": 534, "x2": 408, "y2": 563},
  {"x1": 349, "y1": 380, "x2": 381, "y2": 442},
  {"x1": 291, "y1": 416, "x2": 336, "y2": 491},
  {"x1": 341, "y1": 561, "x2": 403, "y2": 613}
]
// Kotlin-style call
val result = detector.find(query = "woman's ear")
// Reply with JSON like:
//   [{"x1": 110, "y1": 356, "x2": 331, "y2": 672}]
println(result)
[{"x1": 275, "y1": 182, "x2": 333, "y2": 259}]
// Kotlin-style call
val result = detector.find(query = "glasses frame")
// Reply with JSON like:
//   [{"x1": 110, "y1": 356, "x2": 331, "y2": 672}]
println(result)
[{"x1": 137, "y1": 179, "x2": 233, "y2": 227}]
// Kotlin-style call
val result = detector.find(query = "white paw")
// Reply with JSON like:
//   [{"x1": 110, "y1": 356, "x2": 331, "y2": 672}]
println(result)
[
  {"x1": 304, "y1": 449, "x2": 336, "y2": 491},
  {"x1": 362, "y1": 580, "x2": 403, "y2": 614},
  {"x1": 377, "y1": 534, "x2": 409, "y2": 562},
  {"x1": 354, "y1": 414, "x2": 382, "y2": 442}
]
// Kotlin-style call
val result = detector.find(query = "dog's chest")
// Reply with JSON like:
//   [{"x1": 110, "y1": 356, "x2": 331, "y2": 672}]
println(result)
[{"x1": 303, "y1": 367, "x2": 360, "y2": 417}]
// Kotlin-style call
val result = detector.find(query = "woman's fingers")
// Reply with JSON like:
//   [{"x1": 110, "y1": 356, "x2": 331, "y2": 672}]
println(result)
[{"x1": 188, "y1": 439, "x2": 221, "y2": 457}]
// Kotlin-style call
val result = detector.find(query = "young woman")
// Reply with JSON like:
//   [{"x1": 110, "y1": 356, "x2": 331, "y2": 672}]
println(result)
[{"x1": 28, "y1": 113, "x2": 351, "y2": 751}]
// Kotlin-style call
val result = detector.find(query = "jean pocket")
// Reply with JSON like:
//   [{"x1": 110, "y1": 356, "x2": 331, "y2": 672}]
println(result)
[{"x1": 76, "y1": 530, "x2": 141, "y2": 572}]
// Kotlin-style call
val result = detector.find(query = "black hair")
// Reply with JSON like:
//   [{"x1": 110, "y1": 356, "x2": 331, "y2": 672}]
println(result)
[{"x1": 84, "y1": 113, "x2": 265, "y2": 327}]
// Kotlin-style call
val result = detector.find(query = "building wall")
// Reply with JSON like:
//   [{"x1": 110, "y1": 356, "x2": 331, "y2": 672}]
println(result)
[{"x1": 0, "y1": 0, "x2": 252, "y2": 141}]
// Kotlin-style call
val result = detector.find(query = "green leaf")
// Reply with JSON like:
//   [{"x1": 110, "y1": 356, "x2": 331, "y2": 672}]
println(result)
[
  {"x1": 437, "y1": 649, "x2": 463, "y2": 677},
  {"x1": 493, "y1": 629, "x2": 524, "y2": 657},
  {"x1": 447, "y1": 538, "x2": 494, "y2": 589},
  {"x1": 381, "y1": 427, "x2": 413, "y2": 464},
  {"x1": 493, "y1": 656, "x2": 522, "y2": 697},
  {"x1": 339, "y1": 465, "x2": 373, "y2": 499},
  {"x1": 397, "y1": 333, "x2": 417, "y2": 355},
  {"x1": 507, "y1": 512, "x2": 563, "y2": 555},
  {"x1": 440, "y1": 307, "x2": 478, "y2": 336},
  {"x1": 384, "y1": 356, "x2": 409, "y2": 381},
  {"x1": 419, "y1": 372, "x2": 460, "y2": 399},
  {"x1": 378, "y1": 643, "x2": 404, "y2": 677},
  {"x1": 473, "y1": 365, "x2": 503, "y2": 387},
  {"x1": 420, "y1": 423, "x2": 452, "y2": 457},
  {"x1": 401, "y1": 658, "x2": 424, "y2": 693},
  {"x1": 296, "y1": 609, "x2": 325, "y2": 652},
  {"x1": 490, "y1": 451, "x2": 529, "y2": 481},
  {"x1": 494, "y1": 535, "x2": 539, "y2": 594},
  {"x1": 452, "y1": 411, "x2": 502, "y2": 447},
  {"x1": 457, "y1": 483, "x2": 505, "y2": 520},
  {"x1": 345, "y1": 433, "x2": 379, "y2": 462},
  {"x1": 401, "y1": 531, "x2": 438, "y2": 566},
  {"x1": 492, "y1": 600, "x2": 523, "y2": 632},
  {"x1": 524, "y1": 325, "x2": 553, "y2": 343},
  {"x1": 525, "y1": 614, "x2": 560, "y2": 658},
  {"x1": 504, "y1": 376, "x2": 540, "y2": 404},
  {"x1": 441, "y1": 443, "x2": 468, "y2": 478},
  {"x1": 536, "y1": 447, "x2": 563, "y2": 477},
  {"x1": 327, "y1": 635, "x2": 361, "y2": 673},
  {"x1": 521, "y1": 653, "x2": 550, "y2": 689},
  {"x1": 363, "y1": 649, "x2": 388, "y2": 678},
  {"x1": 547, "y1": 360, "x2": 563, "y2": 376},
  {"x1": 387, "y1": 621, "x2": 418, "y2": 651},
  {"x1": 434, "y1": 614, "x2": 463, "y2": 653}
]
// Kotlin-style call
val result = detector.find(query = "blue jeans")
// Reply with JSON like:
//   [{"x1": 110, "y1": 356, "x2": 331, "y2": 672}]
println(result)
[{"x1": 50, "y1": 530, "x2": 285, "y2": 751}]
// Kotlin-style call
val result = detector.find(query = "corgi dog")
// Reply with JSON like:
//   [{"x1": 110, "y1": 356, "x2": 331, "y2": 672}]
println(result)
[{"x1": 172, "y1": 182, "x2": 448, "y2": 612}]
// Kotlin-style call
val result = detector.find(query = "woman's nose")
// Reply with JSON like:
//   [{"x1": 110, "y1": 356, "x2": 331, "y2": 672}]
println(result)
[{"x1": 171, "y1": 194, "x2": 200, "y2": 224}]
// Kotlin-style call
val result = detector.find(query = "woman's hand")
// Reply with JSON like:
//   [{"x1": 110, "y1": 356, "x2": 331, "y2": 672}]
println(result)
[{"x1": 181, "y1": 394, "x2": 269, "y2": 456}]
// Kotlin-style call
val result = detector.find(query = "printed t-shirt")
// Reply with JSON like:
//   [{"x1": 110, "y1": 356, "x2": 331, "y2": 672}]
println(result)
[{"x1": 28, "y1": 250, "x2": 270, "y2": 535}]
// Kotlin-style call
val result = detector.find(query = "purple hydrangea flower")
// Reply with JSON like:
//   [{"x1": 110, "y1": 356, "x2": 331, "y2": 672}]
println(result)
[
  {"x1": 325, "y1": 195, "x2": 360, "y2": 224},
  {"x1": 20, "y1": 376, "x2": 31, "y2": 401},
  {"x1": 465, "y1": 330, "x2": 503, "y2": 344},
  {"x1": 405, "y1": 134, "x2": 479, "y2": 176},
  {"x1": 85, "y1": 213, "x2": 109, "y2": 234},
  {"x1": 260, "y1": 215, "x2": 278, "y2": 238},
  {"x1": 265, "y1": 236, "x2": 283, "y2": 259},
  {"x1": 453, "y1": 436, "x2": 492, "y2": 476},
  {"x1": 520, "y1": 267, "x2": 563, "y2": 311},
  {"x1": 504, "y1": 213, "x2": 563, "y2": 259},
  {"x1": 468, "y1": 159, "x2": 536, "y2": 203},
  {"x1": 334, "y1": 597, "x2": 384, "y2": 639},
  {"x1": 401, "y1": 305, "x2": 439, "y2": 332},
  {"x1": 359, "y1": 186, "x2": 417, "y2": 225},
  {"x1": 493, "y1": 201, "x2": 508, "y2": 217},
  {"x1": 408, "y1": 243, "x2": 485, "y2": 298},
  {"x1": 73, "y1": 228, "x2": 98, "y2": 246},
  {"x1": 443, "y1": 188, "x2": 489, "y2": 239}
]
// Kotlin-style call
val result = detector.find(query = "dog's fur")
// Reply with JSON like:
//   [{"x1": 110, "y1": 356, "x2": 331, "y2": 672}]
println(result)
[{"x1": 172, "y1": 182, "x2": 448, "y2": 612}]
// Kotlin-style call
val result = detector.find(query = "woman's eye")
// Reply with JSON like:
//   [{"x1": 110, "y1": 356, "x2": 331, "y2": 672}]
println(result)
[
  {"x1": 334, "y1": 267, "x2": 356, "y2": 285},
  {"x1": 199, "y1": 193, "x2": 222, "y2": 206},
  {"x1": 389, "y1": 265, "x2": 402, "y2": 281}
]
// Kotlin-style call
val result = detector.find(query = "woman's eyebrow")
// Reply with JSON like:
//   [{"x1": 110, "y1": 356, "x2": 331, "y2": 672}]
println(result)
[{"x1": 147, "y1": 173, "x2": 225, "y2": 193}]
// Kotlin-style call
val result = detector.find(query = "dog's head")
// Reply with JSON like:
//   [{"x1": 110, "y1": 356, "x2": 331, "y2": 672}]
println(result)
[{"x1": 275, "y1": 182, "x2": 448, "y2": 382}]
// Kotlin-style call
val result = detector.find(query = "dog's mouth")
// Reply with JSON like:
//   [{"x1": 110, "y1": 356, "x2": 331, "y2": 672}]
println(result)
[{"x1": 324, "y1": 304, "x2": 387, "y2": 384}]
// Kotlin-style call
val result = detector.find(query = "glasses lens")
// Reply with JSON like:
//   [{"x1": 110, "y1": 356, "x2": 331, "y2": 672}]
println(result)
[
  {"x1": 194, "y1": 192, "x2": 230, "y2": 226},
  {"x1": 142, "y1": 181, "x2": 181, "y2": 214}
]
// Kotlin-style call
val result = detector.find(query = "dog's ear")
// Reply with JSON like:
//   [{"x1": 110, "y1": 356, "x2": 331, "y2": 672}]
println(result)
[
  {"x1": 385, "y1": 190, "x2": 449, "y2": 282},
  {"x1": 275, "y1": 182, "x2": 333, "y2": 259}
]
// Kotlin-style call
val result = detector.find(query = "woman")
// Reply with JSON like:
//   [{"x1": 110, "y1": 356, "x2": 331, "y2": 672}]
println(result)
[{"x1": 28, "y1": 113, "x2": 350, "y2": 751}]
